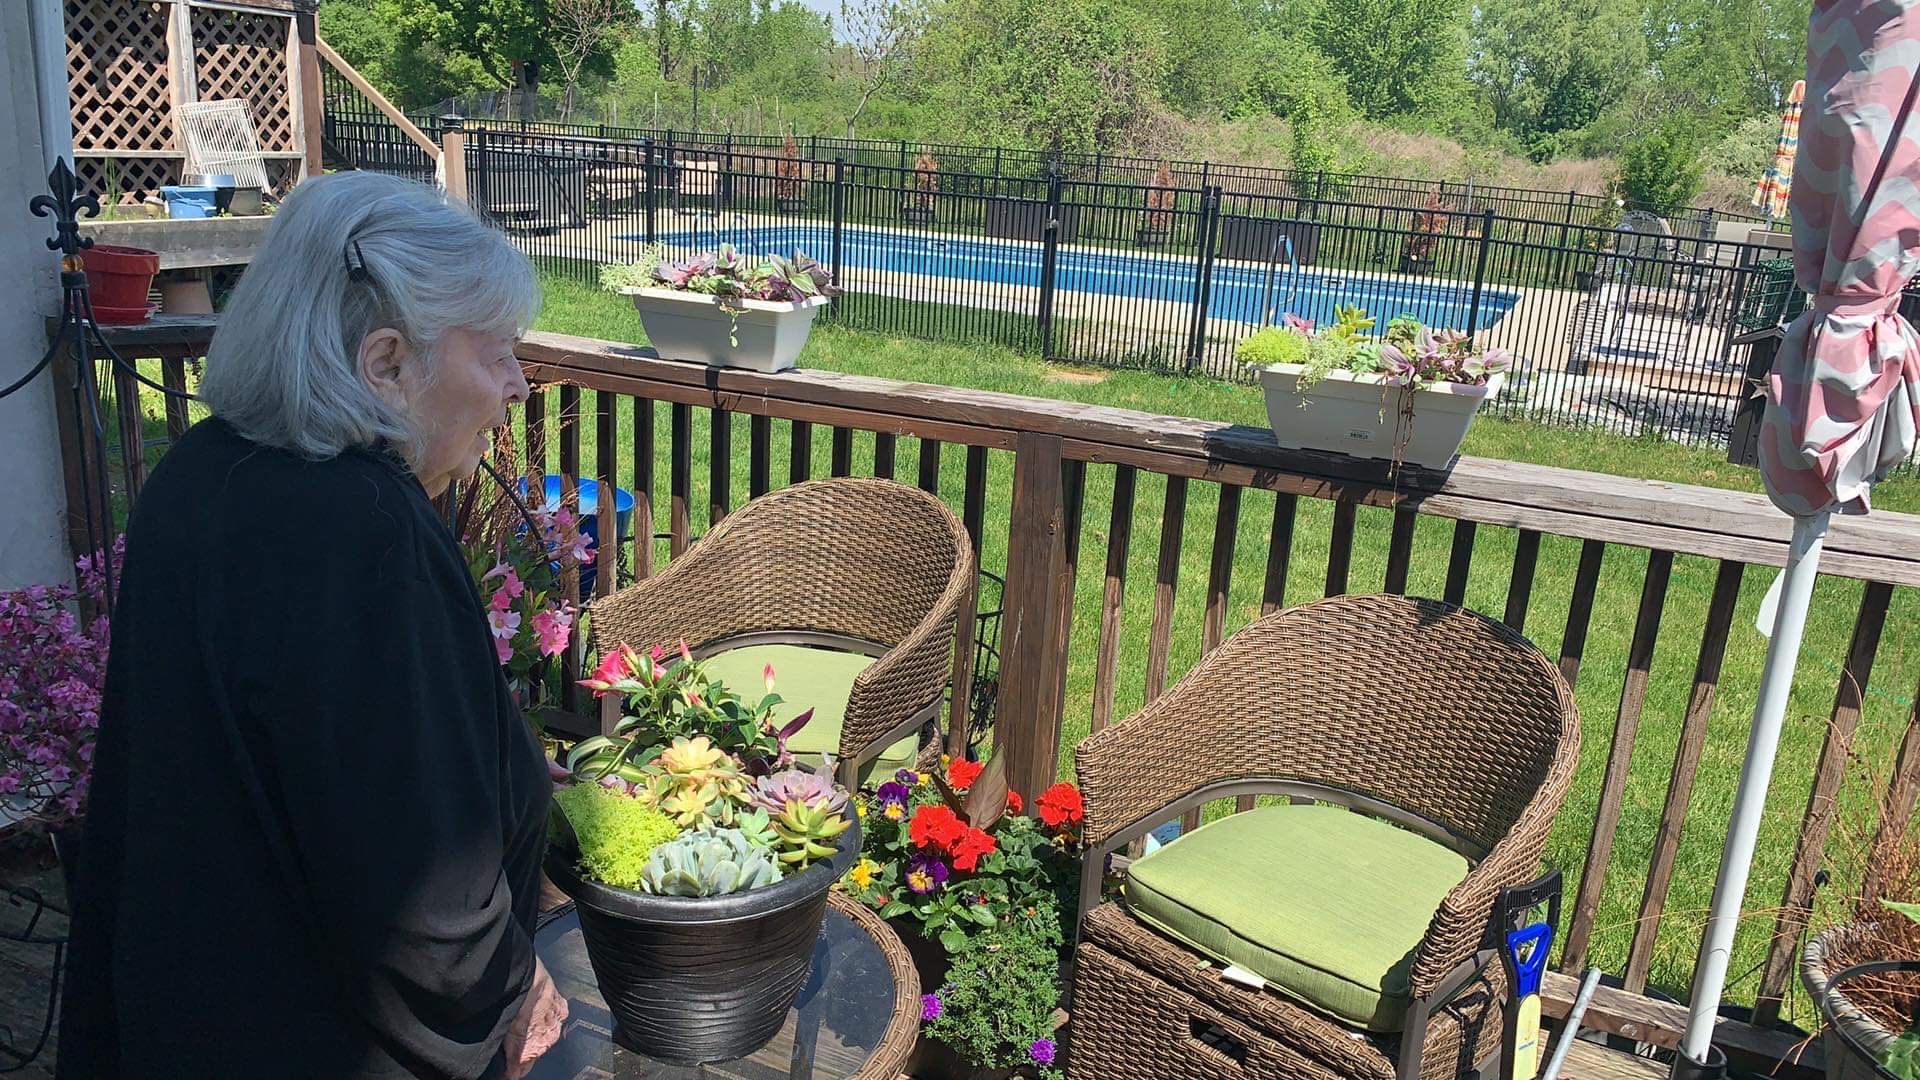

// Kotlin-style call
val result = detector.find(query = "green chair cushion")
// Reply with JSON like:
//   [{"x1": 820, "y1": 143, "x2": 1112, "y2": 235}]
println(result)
[
  {"x1": 699, "y1": 643, "x2": 919, "y2": 774},
  {"x1": 1125, "y1": 803, "x2": 1469, "y2": 1032}
]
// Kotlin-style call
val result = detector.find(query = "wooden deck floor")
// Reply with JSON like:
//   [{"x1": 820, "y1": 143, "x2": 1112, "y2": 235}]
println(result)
[
  {"x1": 0, "y1": 834, "x2": 66, "y2": 1080},
  {"x1": 1558, "y1": 1037, "x2": 1669, "y2": 1079}
]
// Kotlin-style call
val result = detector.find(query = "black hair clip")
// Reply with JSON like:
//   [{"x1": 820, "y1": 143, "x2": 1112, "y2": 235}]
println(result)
[{"x1": 345, "y1": 239, "x2": 373, "y2": 284}]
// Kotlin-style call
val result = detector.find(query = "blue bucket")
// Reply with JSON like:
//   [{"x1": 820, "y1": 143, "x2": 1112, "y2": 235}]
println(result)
[
  {"x1": 517, "y1": 476, "x2": 635, "y2": 598},
  {"x1": 159, "y1": 185, "x2": 218, "y2": 219}
]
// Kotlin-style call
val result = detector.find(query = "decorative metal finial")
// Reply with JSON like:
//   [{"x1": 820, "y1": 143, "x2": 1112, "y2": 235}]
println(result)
[{"x1": 28, "y1": 159, "x2": 98, "y2": 257}]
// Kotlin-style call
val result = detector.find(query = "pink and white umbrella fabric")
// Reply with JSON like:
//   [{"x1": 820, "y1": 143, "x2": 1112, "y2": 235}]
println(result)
[{"x1": 1684, "y1": 0, "x2": 1920, "y2": 1065}]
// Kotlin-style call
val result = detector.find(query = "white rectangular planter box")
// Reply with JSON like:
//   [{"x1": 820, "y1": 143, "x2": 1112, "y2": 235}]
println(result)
[
  {"x1": 621, "y1": 288, "x2": 829, "y2": 373},
  {"x1": 1258, "y1": 365, "x2": 1503, "y2": 469}
]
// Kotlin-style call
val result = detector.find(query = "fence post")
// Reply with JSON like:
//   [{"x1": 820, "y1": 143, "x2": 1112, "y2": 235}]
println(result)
[
  {"x1": 642, "y1": 137, "x2": 657, "y2": 244},
  {"x1": 471, "y1": 125, "x2": 490, "y2": 215},
  {"x1": 831, "y1": 157, "x2": 846, "y2": 290},
  {"x1": 1036, "y1": 168, "x2": 1064, "y2": 358},
  {"x1": 1556, "y1": 191, "x2": 1576, "y2": 285},
  {"x1": 1184, "y1": 185, "x2": 1222, "y2": 373},
  {"x1": 722, "y1": 132, "x2": 734, "y2": 211},
  {"x1": 439, "y1": 116, "x2": 469, "y2": 202},
  {"x1": 997, "y1": 432, "x2": 1071, "y2": 808},
  {"x1": 1466, "y1": 207, "x2": 1495, "y2": 337}
]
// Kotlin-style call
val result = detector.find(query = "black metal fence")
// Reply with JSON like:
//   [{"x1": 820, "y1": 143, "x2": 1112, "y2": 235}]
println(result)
[{"x1": 323, "y1": 118, "x2": 1810, "y2": 448}]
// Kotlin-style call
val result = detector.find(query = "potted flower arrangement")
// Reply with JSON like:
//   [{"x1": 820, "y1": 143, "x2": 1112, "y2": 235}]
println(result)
[
  {"x1": 1136, "y1": 161, "x2": 1175, "y2": 247},
  {"x1": 1239, "y1": 307, "x2": 1510, "y2": 470},
  {"x1": 775, "y1": 134, "x2": 807, "y2": 213},
  {"x1": 904, "y1": 153, "x2": 939, "y2": 226},
  {"x1": 547, "y1": 644, "x2": 854, "y2": 1064},
  {"x1": 0, "y1": 541, "x2": 119, "y2": 893},
  {"x1": 455, "y1": 483, "x2": 594, "y2": 717},
  {"x1": 1399, "y1": 190, "x2": 1450, "y2": 274},
  {"x1": 600, "y1": 245, "x2": 838, "y2": 374},
  {"x1": 1801, "y1": 818, "x2": 1920, "y2": 1080},
  {"x1": 840, "y1": 757, "x2": 1082, "y2": 1078}
]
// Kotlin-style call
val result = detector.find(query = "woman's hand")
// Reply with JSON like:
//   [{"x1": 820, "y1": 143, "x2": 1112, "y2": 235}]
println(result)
[{"x1": 504, "y1": 957, "x2": 568, "y2": 1079}]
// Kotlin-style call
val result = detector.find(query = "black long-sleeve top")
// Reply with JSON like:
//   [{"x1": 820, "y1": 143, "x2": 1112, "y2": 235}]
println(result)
[{"x1": 58, "y1": 417, "x2": 551, "y2": 1078}]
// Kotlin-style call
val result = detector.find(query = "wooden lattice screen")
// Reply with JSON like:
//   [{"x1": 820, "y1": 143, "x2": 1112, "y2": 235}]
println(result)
[
  {"x1": 63, "y1": 0, "x2": 304, "y2": 199},
  {"x1": 191, "y1": 6, "x2": 295, "y2": 154}
]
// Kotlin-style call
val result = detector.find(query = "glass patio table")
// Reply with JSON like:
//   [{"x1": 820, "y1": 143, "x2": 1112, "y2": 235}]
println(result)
[{"x1": 524, "y1": 891, "x2": 921, "y2": 1080}]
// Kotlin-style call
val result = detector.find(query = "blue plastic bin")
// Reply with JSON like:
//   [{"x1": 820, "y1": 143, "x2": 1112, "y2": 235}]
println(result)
[
  {"x1": 159, "y1": 185, "x2": 219, "y2": 219},
  {"x1": 517, "y1": 476, "x2": 635, "y2": 598}
]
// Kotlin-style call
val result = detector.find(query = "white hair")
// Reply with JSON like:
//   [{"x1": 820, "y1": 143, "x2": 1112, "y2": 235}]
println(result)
[{"x1": 200, "y1": 171, "x2": 540, "y2": 460}]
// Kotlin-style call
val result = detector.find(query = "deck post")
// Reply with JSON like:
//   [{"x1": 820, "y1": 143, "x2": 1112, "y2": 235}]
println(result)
[{"x1": 997, "y1": 433, "x2": 1071, "y2": 807}]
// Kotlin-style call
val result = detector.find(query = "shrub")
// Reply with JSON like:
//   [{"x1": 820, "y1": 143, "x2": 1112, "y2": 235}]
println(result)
[
  {"x1": 1619, "y1": 121, "x2": 1705, "y2": 214},
  {"x1": 556, "y1": 782, "x2": 680, "y2": 889}
]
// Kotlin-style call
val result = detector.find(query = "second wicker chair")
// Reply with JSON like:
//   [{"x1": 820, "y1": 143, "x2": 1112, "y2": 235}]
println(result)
[
  {"x1": 586, "y1": 477, "x2": 975, "y2": 787},
  {"x1": 1066, "y1": 594, "x2": 1580, "y2": 1080}
]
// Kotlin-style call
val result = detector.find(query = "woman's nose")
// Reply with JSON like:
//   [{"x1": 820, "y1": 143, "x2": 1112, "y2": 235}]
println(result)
[{"x1": 505, "y1": 361, "x2": 530, "y2": 405}]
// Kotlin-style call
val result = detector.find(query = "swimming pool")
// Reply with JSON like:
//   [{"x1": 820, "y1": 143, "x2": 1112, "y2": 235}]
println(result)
[{"x1": 635, "y1": 223, "x2": 1521, "y2": 332}]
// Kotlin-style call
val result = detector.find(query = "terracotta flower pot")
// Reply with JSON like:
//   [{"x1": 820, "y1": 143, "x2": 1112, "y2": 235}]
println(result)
[{"x1": 79, "y1": 244, "x2": 160, "y2": 317}]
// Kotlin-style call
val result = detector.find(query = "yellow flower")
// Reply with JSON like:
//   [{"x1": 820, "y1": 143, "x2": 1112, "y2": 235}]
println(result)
[
  {"x1": 856, "y1": 801, "x2": 869, "y2": 818},
  {"x1": 884, "y1": 802, "x2": 906, "y2": 821},
  {"x1": 940, "y1": 754, "x2": 952, "y2": 766},
  {"x1": 847, "y1": 858, "x2": 879, "y2": 890},
  {"x1": 917, "y1": 771, "x2": 931, "y2": 784}
]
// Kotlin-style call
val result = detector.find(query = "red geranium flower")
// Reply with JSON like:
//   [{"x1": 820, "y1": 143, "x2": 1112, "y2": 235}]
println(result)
[
  {"x1": 909, "y1": 804, "x2": 967, "y2": 851},
  {"x1": 950, "y1": 827, "x2": 997, "y2": 872},
  {"x1": 947, "y1": 757, "x2": 984, "y2": 791},
  {"x1": 1036, "y1": 783, "x2": 1084, "y2": 830},
  {"x1": 1005, "y1": 791, "x2": 1023, "y2": 814}
]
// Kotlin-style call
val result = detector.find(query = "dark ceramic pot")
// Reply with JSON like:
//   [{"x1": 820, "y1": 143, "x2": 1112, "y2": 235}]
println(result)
[{"x1": 544, "y1": 810, "x2": 860, "y2": 1065}]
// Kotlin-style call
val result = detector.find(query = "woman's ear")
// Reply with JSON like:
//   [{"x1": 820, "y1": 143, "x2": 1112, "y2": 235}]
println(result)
[{"x1": 357, "y1": 328, "x2": 411, "y2": 409}]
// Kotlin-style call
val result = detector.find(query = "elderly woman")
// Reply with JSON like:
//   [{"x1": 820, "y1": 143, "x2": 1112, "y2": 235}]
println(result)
[{"x1": 59, "y1": 172, "x2": 566, "y2": 1078}]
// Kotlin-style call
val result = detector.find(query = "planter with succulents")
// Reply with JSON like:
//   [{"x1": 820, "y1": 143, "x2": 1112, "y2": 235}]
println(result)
[
  {"x1": 549, "y1": 643, "x2": 858, "y2": 1064},
  {"x1": 600, "y1": 246, "x2": 839, "y2": 374}
]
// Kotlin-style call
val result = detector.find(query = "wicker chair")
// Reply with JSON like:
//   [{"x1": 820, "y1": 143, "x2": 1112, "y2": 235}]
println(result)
[
  {"x1": 1066, "y1": 594, "x2": 1580, "y2": 1080},
  {"x1": 585, "y1": 477, "x2": 973, "y2": 788}
]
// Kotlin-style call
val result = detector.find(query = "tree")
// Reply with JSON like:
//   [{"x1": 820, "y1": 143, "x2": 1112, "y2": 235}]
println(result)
[
  {"x1": 835, "y1": 0, "x2": 925, "y2": 137},
  {"x1": 550, "y1": 0, "x2": 635, "y2": 118},
  {"x1": 319, "y1": 0, "x2": 496, "y2": 110},
  {"x1": 390, "y1": 0, "x2": 559, "y2": 115},
  {"x1": 1618, "y1": 119, "x2": 1705, "y2": 212},
  {"x1": 1309, "y1": 0, "x2": 1469, "y2": 120}
]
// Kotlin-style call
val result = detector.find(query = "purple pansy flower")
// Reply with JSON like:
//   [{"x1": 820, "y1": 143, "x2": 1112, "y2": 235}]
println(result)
[
  {"x1": 1029, "y1": 1038, "x2": 1057, "y2": 1065},
  {"x1": 921, "y1": 993, "x2": 943, "y2": 1021},
  {"x1": 875, "y1": 780, "x2": 913, "y2": 821},
  {"x1": 905, "y1": 854, "x2": 950, "y2": 894}
]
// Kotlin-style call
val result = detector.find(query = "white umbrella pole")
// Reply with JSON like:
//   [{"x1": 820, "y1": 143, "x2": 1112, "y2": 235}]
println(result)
[{"x1": 1679, "y1": 510, "x2": 1832, "y2": 1064}]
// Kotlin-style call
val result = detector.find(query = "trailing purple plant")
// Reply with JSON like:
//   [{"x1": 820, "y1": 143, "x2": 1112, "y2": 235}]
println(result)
[
  {"x1": 0, "y1": 538, "x2": 121, "y2": 827},
  {"x1": 601, "y1": 245, "x2": 839, "y2": 305}
]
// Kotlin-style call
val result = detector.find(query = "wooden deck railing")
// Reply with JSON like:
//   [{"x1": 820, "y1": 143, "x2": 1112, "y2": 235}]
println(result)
[{"x1": 92, "y1": 318, "x2": 1920, "y2": 1076}]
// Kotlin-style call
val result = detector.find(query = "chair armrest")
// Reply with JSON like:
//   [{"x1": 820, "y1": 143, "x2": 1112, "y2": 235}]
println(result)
[
  {"x1": 583, "y1": 538, "x2": 738, "y2": 658},
  {"x1": 841, "y1": 543, "x2": 976, "y2": 761},
  {"x1": 1407, "y1": 758, "x2": 1576, "y2": 999}
]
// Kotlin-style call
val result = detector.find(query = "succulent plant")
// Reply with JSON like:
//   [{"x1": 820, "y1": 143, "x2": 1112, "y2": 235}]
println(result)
[
  {"x1": 554, "y1": 783, "x2": 680, "y2": 890},
  {"x1": 749, "y1": 767, "x2": 848, "y2": 817},
  {"x1": 731, "y1": 806, "x2": 781, "y2": 850},
  {"x1": 639, "y1": 736, "x2": 750, "y2": 828},
  {"x1": 771, "y1": 799, "x2": 853, "y2": 870},
  {"x1": 639, "y1": 827, "x2": 784, "y2": 896}
]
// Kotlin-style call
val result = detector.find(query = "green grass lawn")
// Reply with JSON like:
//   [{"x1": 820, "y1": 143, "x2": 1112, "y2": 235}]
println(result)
[{"x1": 532, "y1": 272, "x2": 1918, "y2": 1020}]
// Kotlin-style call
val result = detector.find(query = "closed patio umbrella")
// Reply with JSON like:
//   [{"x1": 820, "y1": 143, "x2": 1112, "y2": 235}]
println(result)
[
  {"x1": 1680, "y1": 0, "x2": 1920, "y2": 1070},
  {"x1": 1752, "y1": 80, "x2": 1806, "y2": 224}
]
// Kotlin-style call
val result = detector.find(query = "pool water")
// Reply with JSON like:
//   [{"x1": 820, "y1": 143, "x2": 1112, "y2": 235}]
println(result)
[{"x1": 637, "y1": 223, "x2": 1521, "y2": 333}]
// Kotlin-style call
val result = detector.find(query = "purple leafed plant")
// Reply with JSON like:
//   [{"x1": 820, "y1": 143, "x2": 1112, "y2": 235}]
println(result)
[
  {"x1": 0, "y1": 539, "x2": 120, "y2": 827},
  {"x1": 749, "y1": 763, "x2": 844, "y2": 816},
  {"x1": 649, "y1": 244, "x2": 839, "y2": 304}
]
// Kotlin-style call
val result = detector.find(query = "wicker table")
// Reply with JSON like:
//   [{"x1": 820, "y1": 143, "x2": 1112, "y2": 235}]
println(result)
[{"x1": 525, "y1": 892, "x2": 920, "y2": 1080}]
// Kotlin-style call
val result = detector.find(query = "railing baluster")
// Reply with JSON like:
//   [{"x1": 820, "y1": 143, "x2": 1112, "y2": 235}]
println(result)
[
  {"x1": 1261, "y1": 494, "x2": 1297, "y2": 616},
  {"x1": 709, "y1": 409, "x2": 731, "y2": 526},
  {"x1": 1383, "y1": 507, "x2": 1417, "y2": 595},
  {"x1": 1052, "y1": 460, "x2": 1088, "y2": 730},
  {"x1": 112, "y1": 363, "x2": 148, "y2": 501},
  {"x1": 1624, "y1": 559, "x2": 1745, "y2": 993},
  {"x1": 831, "y1": 426, "x2": 852, "y2": 476},
  {"x1": 1504, "y1": 529, "x2": 1542, "y2": 632},
  {"x1": 1564, "y1": 548, "x2": 1674, "y2": 973},
  {"x1": 524, "y1": 386, "x2": 546, "y2": 503},
  {"x1": 1558, "y1": 539, "x2": 1608, "y2": 690},
  {"x1": 749, "y1": 414, "x2": 770, "y2": 497},
  {"x1": 557, "y1": 384, "x2": 583, "y2": 616},
  {"x1": 874, "y1": 431, "x2": 896, "y2": 479},
  {"x1": 1865, "y1": 683, "x2": 1920, "y2": 902},
  {"x1": 1324, "y1": 498, "x2": 1356, "y2": 597},
  {"x1": 1090, "y1": 465, "x2": 1137, "y2": 735},
  {"x1": 594, "y1": 389, "x2": 619, "y2": 600},
  {"x1": 632, "y1": 397, "x2": 655, "y2": 580},
  {"x1": 790, "y1": 420, "x2": 813, "y2": 483},
  {"x1": 1443, "y1": 520, "x2": 1476, "y2": 606},
  {"x1": 917, "y1": 438, "x2": 942, "y2": 494},
  {"x1": 161, "y1": 353, "x2": 191, "y2": 442},
  {"x1": 962, "y1": 445, "x2": 988, "y2": 560},
  {"x1": 1145, "y1": 475, "x2": 1187, "y2": 703},
  {"x1": 1754, "y1": 581, "x2": 1896, "y2": 1025},
  {"x1": 670, "y1": 403, "x2": 691, "y2": 557}
]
